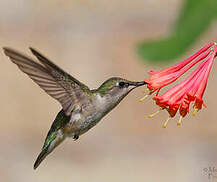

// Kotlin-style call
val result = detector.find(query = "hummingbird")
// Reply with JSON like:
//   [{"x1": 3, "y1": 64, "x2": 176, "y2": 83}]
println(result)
[{"x1": 3, "y1": 47, "x2": 146, "y2": 169}]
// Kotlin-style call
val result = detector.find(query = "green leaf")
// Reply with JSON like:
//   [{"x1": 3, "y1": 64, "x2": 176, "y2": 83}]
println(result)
[{"x1": 138, "y1": 0, "x2": 217, "y2": 64}]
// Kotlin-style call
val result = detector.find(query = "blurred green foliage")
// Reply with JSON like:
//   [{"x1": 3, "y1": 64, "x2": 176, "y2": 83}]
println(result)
[{"x1": 138, "y1": 0, "x2": 217, "y2": 64}]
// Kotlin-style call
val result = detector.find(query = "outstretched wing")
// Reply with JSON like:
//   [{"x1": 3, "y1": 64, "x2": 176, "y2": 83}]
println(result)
[{"x1": 3, "y1": 47, "x2": 91, "y2": 115}]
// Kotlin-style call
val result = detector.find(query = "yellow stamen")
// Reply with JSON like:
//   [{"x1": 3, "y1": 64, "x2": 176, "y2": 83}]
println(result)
[
  {"x1": 162, "y1": 117, "x2": 170, "y2": 128},
  {"x1": 192, "y1": 107, "x2": 199, "y2": 116},
  {"x1": 148, "y1": 109, "x2": 162, "y2": 118},
  {"x1": 142, "y1": 89, "x2": 148, "y2": 94},
  {"x1": 211, "y1": 43, "x2": 217, "y2": 51},
  {"x1": 177, "y1": 116, "x2": 182, "y2": 126},
  {"x1": 138, "y1": 95, "x2": 149, "y2": 102}
]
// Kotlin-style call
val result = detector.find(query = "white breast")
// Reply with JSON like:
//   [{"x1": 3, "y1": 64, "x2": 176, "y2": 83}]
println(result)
[
  {"x1": 69, "y1": 113, "x2": 81, "y2": 124},
  {"x1": 72, "y1": 113, "x2": 81, "y2": 121}
]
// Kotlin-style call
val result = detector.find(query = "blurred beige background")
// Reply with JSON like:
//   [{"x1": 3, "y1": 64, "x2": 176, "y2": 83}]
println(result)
[{"x1": 1, "y1": 0, "x2": 217, "y2": 181}]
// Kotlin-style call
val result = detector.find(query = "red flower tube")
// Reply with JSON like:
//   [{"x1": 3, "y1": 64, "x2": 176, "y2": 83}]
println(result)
[
  {"x1": 140, "y1": 42, "x2": 217, "y2": 128},
  {"x1": 144, "y1": 42, "x2": 215, "y2": 94}
]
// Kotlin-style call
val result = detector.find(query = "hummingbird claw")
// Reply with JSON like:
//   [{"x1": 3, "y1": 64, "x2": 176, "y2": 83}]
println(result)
[{"x1": 73, "y1": 135, "x2": 79, "y2": 140}]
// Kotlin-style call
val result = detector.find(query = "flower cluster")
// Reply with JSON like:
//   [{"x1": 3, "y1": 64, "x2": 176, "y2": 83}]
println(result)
[{"x1": 139, "y1": 42, "x2": 217, "y2": 128}]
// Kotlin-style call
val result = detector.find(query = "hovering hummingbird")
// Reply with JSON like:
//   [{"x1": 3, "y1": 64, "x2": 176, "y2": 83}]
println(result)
[{"x1": 3, "y1": 47, "x2": 146, "y2": 169}]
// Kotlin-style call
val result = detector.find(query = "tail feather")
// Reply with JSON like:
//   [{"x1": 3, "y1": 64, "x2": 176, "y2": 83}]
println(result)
[
  {"x1": 33, "y1": 109, "x2": 69, "y2": 169},
  {"x1": 34, "y1": 147, "x2": 49, "y2": 170},
  {"x1": 33, "y1": 130, "x2": 65, "y2": 170}
]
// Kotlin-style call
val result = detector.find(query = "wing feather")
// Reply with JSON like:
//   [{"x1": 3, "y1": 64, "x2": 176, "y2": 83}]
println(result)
[{"x1": 3, "y1": 47, "x2": 90, "y2": 115}]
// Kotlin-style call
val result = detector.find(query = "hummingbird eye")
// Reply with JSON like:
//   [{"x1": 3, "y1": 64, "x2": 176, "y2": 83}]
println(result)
[{"x1": 118, "y1": 81, "x2": 126, "y2": 87}]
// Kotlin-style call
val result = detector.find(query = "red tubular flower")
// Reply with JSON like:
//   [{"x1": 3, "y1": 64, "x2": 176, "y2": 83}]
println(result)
[
  {"x1": 144, "y1": 42, "x2": 215, "y2": 93},
  {"x1": 140, "y1": 42, "x2": 217, "y2": 128},
  {"x1": 193, "y1": 46, "x2": 217, "y2": 111}
]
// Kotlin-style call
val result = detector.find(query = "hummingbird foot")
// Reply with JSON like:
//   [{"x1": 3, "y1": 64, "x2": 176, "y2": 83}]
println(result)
[{"x1": 73, "y1": 134, "x2": 79, "y2": 140}]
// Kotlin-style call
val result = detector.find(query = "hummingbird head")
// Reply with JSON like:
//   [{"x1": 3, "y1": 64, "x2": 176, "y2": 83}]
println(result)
[{"x1": 96, "y1": 77, "x2": 146, "y2": 106}]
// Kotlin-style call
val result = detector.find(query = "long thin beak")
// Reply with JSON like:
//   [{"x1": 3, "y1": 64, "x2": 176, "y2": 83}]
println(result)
[{"x1": 130, "y1": 81, "x2": 147, "y2": 87}]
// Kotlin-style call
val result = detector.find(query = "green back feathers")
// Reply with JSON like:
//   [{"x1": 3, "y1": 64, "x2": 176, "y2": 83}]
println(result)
[{"x1": 96, "y1": 78, "x2": 119, "y2": 96}]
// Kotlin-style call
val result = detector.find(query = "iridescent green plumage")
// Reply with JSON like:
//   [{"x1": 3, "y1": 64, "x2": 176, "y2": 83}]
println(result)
[
  {"x1": 42, "y1": 109, "x2": 70, "y2": 150},
  {"x1": 96, "y1": 77, "x2": 133, "y2": 96},
  {"x1": 97, "y1": 78, "x2": 118, "y2": 96},
  {"x1": 33, "y1": 109, "x2": 70, "y2": 169}
]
